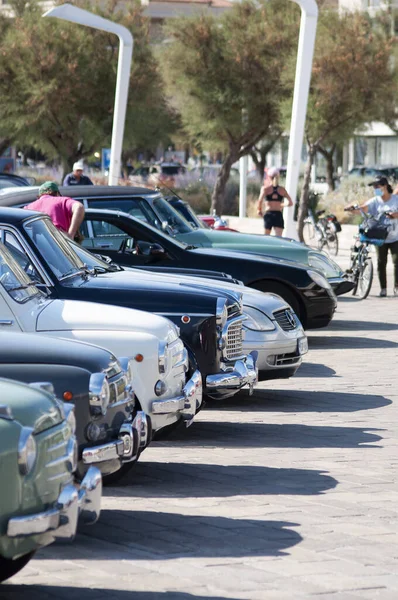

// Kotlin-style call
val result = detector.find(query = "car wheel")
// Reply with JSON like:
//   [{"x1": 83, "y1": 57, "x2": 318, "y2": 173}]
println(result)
[
  {"x1": 249, "y1": 281, "x2": 303, "y2": 323},
  {"x1": 0, "y1": 552, "x2": 35, "y2": 583}
]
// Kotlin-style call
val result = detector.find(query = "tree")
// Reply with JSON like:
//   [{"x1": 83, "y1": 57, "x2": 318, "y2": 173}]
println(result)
[
  {"x1": 249, "y1": 131, "x2": 283, "y2": 182},
  {"x1": 296, "y1": 10, "x2": 395, "y2": 240},
  {"x1": 160, "y1": 0, "x2": 298, "y2": 212},
  {"x1": 0, "y1": 0, "x2": 172, "y2": 174}
]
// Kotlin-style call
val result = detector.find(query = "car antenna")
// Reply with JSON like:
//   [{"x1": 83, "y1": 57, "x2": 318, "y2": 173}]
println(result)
[{"x1": 154, "y1": 178, "x2": 184, "y2": 202}]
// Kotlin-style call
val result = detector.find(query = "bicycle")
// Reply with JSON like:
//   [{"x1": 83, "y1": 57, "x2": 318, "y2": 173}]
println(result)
[
  {"x1": 302, "y1": 208, "x2": 340, "y2": 256},
  {"x1": 344, "y1": 206, "x2": 389, "y2": 299}
]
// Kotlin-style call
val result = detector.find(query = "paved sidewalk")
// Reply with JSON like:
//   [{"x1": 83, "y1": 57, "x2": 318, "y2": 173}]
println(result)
[{"x1": 2, "y1": 252, "x2": 398, "y2": 599}]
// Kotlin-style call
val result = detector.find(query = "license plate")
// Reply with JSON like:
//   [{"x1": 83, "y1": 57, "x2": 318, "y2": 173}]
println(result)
[{"x1": 298, "y1": 337, "x2": 308, "y2": 355}]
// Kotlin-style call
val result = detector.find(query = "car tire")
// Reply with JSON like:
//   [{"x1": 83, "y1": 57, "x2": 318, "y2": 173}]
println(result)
[
  {"x1": 0, "y1": 552, "x2": 35, "y2": 583},
  {"x1": 249, "y1": 281, "x2": 303, "y2": 323}
]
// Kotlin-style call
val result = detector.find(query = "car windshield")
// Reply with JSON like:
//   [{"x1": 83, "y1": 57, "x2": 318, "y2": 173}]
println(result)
[
  {"x1": 68, "y1": 238, "x2": 113, "y2": 271},
  {"x1": 170, "y1": 201, "x2": 207, "y2": 230},
  {"x1": 23, "y1": 217, "x2": 86, "y2": 280},
  {"x1": 151, "y1": 196, "x2": 192, "y2": 235},
  {"x1": 0, "y1": 242, "x2": 41, "y2": 303}
]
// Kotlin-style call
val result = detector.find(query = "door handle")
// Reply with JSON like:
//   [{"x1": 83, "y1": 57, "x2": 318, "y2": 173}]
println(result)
[{"x1": 0, "y1": 320, "x2": 13, "y2": 326}]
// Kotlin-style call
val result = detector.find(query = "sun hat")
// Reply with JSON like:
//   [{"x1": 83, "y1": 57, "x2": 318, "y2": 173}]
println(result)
[{"x1": 38, "y1": 181, "x2": 60, "y2": 196}]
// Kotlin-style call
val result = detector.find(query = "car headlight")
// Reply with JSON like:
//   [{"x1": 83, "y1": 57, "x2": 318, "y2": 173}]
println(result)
[
  {"x1": 243, "y1": 306, "x2": 276, "y2": 331},
  {"x1": 307, "y1": 269, "x2": 332, "y2": 289},
  {"x1": 89, "y1": 372, "x2": 110, "y2": 416},
  {"x1": 18, "y1": 427, "x2": 37, "y2": 475},
  {"x1": 216, "y1": 298, "x2": 228, "y2": 327},
  {"x1": 63, "y1": 403, "x2": 76, "y2": 434},
  {"x1": 308, "y1": 252, "x2": 340, "y2": 278}
]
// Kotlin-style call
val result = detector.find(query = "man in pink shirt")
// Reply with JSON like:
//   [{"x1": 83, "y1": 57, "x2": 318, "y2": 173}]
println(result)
[{"x1": 25, "y1": 181, "x2": 85, "y2": 240}]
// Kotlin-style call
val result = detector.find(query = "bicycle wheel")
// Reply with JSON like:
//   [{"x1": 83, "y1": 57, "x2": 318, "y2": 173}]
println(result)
[
  {"x1": 357, "y1": 259, "x2": 373, "y2": 300},
  {"x1": 326, "y1": 232, "x2": 339, "y2": 256},
  {"x1": 303, "y1": 221, "x2": 318, "y2": 248}
]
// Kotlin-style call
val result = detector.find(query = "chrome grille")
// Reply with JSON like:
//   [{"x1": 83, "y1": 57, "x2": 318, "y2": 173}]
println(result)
[
  {"x1": 273, "y1": 308, "x2": 298, "y2": 332},
  {"x1": 225, "y1": 319, "x2": 244, "y2": 361},
  {"x1": 109, "y1": 372, "x2": 128, "y2": 405},
  {"x1": 169, "y1": 338, "x2": 188, "y2": 378}
]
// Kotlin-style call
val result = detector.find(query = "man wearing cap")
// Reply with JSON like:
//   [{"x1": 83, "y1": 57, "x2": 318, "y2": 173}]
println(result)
[
  {"x1": 25, "y1": 181, "x2": 85, "y2": 240},
  {"x1": 346, "y1": 176, "x2": 398, "y2": 297},
  {"x1": 63, "y1": 162, "x2": 93, "y2": 186}
]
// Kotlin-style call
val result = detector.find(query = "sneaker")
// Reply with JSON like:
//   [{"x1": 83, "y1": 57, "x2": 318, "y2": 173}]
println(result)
[{"x1": 379, "y1": 289, "x2": 387, "y2": 297}]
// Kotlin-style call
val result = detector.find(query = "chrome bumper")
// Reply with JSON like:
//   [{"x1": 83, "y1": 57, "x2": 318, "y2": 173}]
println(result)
[
  {"x1": 206, "y1": 353, "x2": 257, "y2": 400},
  {"x1": 152, "y1": 369, "x2": 202, "y2": 426},
  {"x1": 81, "y1": 412, "x2": 148, "y2": 470},
  {"x1": 7, "y1": 466, "x2": 102, "y2": 540}
]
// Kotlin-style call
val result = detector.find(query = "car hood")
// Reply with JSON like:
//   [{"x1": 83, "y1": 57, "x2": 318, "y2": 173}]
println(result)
[
  {"x1": 177, "y1": 229, "x2": 309, "y2": 253},
  {"x1": 189, "y1": 246, "x2": 310, "y2": 270},
  {"x1": 0, "y1": 378, "x2": 64, "y2": 434},
  {"x1": 67, "y1": 270, "x2": 241, "y2": 311},
  {"x1": 123, "y1": 267, "x2": 289, "y2": 317},
  {"x1": 36, "y1": 299, "x2": 175, "y2": 340},
  {"x1": 0, "y1": 331, "x2": 116, "y2": 373}
]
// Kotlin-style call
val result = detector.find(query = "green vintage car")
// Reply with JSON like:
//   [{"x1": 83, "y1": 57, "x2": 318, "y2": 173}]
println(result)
[{"x1": 0, "y1": 378, "x2": 101, "y2": 583}]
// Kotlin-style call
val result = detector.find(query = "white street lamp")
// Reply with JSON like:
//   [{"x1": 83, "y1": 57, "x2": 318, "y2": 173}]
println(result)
[
  {"x1": 43, "y1": 3, "x2": 133, "y2": 186},
  {"x1": 283, "y1": 0, "x2": 318, "y2": 239}
]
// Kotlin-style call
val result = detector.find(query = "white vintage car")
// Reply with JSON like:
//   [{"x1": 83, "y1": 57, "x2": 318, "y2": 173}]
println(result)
[{"x1": 0, "y1": 243, "x2": 202, "y2": 435}]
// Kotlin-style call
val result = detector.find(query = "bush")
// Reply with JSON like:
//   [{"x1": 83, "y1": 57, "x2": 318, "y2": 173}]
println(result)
[{"x1": 317, "y1": 178, "x2": 371, "y2": 224}]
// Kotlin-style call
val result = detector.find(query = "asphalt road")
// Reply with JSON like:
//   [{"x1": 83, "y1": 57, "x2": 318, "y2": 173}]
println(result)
[{"x1": 2, "y1": 241, "x2": 398, "y2": 600}]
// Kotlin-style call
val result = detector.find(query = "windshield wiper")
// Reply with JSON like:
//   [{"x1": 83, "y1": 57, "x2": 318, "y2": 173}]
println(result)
[
  {"x1": 59, "y1": 268, "x2": 87, "y2": 281},
  {"x1": 7, "y1": 282, "x2": 38, "y2": 292},
  {"x1": 184, "y1": 244, "x2": 198, "y2": 250}
]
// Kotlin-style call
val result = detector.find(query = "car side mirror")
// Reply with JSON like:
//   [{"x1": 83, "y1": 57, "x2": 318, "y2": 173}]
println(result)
[{"x1": 148, "y1": 243, "x2": 166, "y2": 259}]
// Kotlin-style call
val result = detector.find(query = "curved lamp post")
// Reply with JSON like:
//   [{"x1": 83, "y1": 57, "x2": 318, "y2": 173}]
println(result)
[
  {"x1": 283, "y1": 0, "x2": 318, "y2": 239},
  {"x1": 43, "y1": 3, "x2": 133, "y2": 186}
]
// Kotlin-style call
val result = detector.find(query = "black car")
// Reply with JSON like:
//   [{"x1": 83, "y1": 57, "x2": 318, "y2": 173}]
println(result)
[
  {"x1": 0, "y1": 208, "x2": 256, "y2": 401},
  {"x1": 0, "y1": 172, "x2": 34, "y2": 190},
  {"x1": 0, "y1": 331, "x2": 145, "y2": 482}
]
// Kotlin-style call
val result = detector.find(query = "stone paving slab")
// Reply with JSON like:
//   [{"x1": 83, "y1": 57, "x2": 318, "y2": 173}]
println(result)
[{"x1": 2, "y1": 251, "x2": 398, "y2": 599}]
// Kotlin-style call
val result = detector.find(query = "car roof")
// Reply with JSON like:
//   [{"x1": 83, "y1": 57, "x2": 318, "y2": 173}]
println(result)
[
  {"x1": 0, "y1": 206, "x2": 42, "y2": 223},
  {"x1": 0, "y1": 185, "x2": 160, "y2": 207}
]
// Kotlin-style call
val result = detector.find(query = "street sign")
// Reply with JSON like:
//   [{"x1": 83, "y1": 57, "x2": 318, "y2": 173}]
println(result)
[{"x1": 101, "y1": 148, "x2": 111, "y2": 172}]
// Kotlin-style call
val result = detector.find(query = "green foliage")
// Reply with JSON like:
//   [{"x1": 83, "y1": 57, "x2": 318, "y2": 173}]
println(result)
[
  {"x1": 0, "y1": 0, "x2": 173, "y2": 169},
  {"x1": 160, "y1": 0, "x2": 299, "y2": 153}
]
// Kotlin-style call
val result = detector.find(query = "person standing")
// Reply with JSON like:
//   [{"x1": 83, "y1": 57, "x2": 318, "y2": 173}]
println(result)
[
  {"x1": 25, "y1": 181, "x2": 85, "y2": 240},
  {"x1": 63, "y1": 161, "x2": 93, "y2": 186},
  {"x1": 257, "y1": 167, "x2": 293, "y2": 236},
  {"x1": 346, "y1": 176, "x2": 398, "y2": 297}
]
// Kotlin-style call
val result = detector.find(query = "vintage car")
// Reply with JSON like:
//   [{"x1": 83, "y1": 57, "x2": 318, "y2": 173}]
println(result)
[
  {"x1": 0, "y1": 332, "x2": 146, "y2": 482},
  {"x1": 0, "y1": 208, "x2": 256, "y2": 400},
  {"x1": 0, "y1": 243, "x2": 202, "y2": 436},
  {"x1": 0, "y1": 378, "x2": 101, "y2": 583},
  {"x1": 0, "y1": 185, "x2": 351, "y2": 296},
  {"x1": 71, "y1": 245, "x2": 308, "y2": 381},
  {"x1": 73, "y1": 208, "x2": 336, "y2": 330}
]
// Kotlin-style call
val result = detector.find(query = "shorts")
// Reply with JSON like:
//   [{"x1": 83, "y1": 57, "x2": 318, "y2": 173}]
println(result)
[{"x1": 263, "y1": 211, "x2": 284, "y2": 230}]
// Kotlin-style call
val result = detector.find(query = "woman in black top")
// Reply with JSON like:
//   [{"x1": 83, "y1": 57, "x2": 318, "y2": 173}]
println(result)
[{"x1": 257, "y1": 167, "x2": 293, "y2": 236}]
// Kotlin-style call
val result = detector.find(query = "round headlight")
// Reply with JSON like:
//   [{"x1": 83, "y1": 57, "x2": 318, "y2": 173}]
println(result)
[
  {"x1": 18, "y1": 427, "x2": 37, "y2": 475},
  {"x1": 89, "y1": 373, "x2": 110, "y2": 416},
  {"x1": 154, "y1": 380, "x2": 167, "y2": 397},
  {"x1": 307, "y1": 269, "x2": 332, "y2": 289},
  {"x1": 243, "y1": 306, "x2": 276, "y2": 331}
]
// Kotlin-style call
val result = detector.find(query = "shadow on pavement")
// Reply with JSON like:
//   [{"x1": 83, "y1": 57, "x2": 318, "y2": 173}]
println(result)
[
  {"x1": 0, "y1": 587, "x2": 243, "y2": 600},
  {"x1": 327, "y1": 319, "x2": 398, "y2": 331},
  {"x1": 213, "y1": 389, "x2": 391, "y2": 413},
  {"x1": 33, "y1": 512, "x2": 302, "y2": 562},
  {"x1": 308, "y1": 335, "x2": 397, "y2": 349},
  {"x1": 160, "y1": 422, "x2": 383, "y2": 449},
  {"x1": 294, "y1": 362, "x2": 337, "y2": 377},
  {"x1": 107, "y1": 462, "x2": 337, "y2": 497}
]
